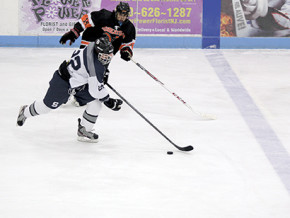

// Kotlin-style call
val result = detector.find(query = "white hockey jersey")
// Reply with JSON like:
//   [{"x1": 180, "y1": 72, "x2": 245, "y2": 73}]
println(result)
[{"x1": 67, "y1": 42, "x2": 109, "y2": 101}]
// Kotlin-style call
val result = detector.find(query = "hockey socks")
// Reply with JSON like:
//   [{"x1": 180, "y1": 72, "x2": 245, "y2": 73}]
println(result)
[
  {"x1": 24, "y1": 101, "x2": 51, "y2": 118},
  {"x1": 79, "y1": 100, "x2": 102, "y2": 132}
]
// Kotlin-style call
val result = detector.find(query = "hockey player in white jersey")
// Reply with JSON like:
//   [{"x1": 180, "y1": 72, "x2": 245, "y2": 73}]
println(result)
[
  {"x1": 16, "y1": 37, "x2": 123, "y2": 142},
  {"x1": 241, "y1": 0, "x2": 290, "y2": 36}
]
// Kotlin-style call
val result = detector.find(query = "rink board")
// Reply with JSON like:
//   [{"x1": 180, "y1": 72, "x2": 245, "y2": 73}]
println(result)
[{"x1": 1, "y1": 35, "x2": 290, "y2": 49}]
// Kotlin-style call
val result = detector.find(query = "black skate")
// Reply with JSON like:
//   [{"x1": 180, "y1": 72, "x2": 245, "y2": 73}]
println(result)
[
  {"x1": 17, "y1": 105, "x2": 28, "y2": 126},
  {"x1": 77, "y1": 118, "x2": 98, "y2": 143}
]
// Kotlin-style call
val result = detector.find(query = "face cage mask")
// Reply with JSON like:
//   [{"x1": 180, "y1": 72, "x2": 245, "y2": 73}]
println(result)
[{"x1": 98, "y1": 53, "x2": 113, "y2": 65}]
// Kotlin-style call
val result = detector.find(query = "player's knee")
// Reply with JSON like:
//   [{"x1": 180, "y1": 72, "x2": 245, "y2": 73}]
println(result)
[{"x1": 43, "y1": 100, "x2": 62, "y2": 110}]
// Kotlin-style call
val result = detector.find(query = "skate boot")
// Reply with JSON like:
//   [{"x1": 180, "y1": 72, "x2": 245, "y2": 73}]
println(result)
[
  {"x1": 17, "y1": 105, "x2": 28, "y2": 126},
  {"x1": 77, "y1": 118, "x2": 98, "y2": 143}
]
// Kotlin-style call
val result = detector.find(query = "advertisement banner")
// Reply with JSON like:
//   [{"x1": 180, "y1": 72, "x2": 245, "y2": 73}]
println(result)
[
  {"x1": 221, "y1": 0, "x2": 290, "y2": 37},
  {"x1": 19, "y1": 0, "x2": 202, "y2": 36},
  {"x1": 19, "y1": 0, "x2": 100, "y2": 35},
  {"x1": 101, "y1": 0, "x2": 202, "y2": 36}
]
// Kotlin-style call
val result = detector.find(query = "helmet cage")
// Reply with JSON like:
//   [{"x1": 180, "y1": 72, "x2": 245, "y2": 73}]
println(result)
[
  {"x1": 94, "y1": 37, "x2": 114, "y2": 65},
  {"x1": 98, "y1": 53, "x2": 113, "y2": 65}
]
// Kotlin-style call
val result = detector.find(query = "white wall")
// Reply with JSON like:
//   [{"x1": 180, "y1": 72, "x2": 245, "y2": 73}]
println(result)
[{"x1": 1, "y1": 0, "x2": 18, "y2": 35}]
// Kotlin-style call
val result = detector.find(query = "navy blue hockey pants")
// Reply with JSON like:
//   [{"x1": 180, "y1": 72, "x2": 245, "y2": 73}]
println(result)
[{"x1": 43, "y1": 71, "x2": 95, "y2": 109}]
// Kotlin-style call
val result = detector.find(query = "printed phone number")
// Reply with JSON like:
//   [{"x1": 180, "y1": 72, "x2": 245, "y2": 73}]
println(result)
[{"x1": 130, "y1": 7, "x2": 192, "y2": 18}]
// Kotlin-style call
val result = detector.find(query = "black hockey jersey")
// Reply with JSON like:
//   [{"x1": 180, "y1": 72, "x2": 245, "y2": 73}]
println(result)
[{"x1": 75, "y1": 9, "x2": 136, "y2": 55}]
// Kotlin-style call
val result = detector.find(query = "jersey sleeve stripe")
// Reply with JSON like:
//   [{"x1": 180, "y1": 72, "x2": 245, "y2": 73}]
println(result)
[
  {"x1": 81, "y1": 40, "x2": 91, "y2": 46},
  {"x1": 119, "y1": 40, "x2": 135, "y2": 50},
  {"x1": 84, "y1": 43, "x2": 97, "y2": 77},
  {"x1": 80, "y1": 14, "x2": 94, "y2": 29},
  {"x1": 87, "y1": 13, "x2": 94, "y2": 27}
]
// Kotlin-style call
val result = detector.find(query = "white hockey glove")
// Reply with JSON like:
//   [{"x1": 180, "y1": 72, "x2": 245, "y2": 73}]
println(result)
[{"x1": 241, "y1": 0, "x2": 268, "y2": 20}]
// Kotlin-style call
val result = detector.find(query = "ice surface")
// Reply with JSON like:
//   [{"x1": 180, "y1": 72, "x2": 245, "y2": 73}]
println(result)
[{"x1": 0, "y1": 47, "x2": 290, "y2": 218}]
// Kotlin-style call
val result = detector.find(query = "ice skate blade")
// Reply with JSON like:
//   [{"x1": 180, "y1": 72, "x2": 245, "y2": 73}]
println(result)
[{"x1": 77, "y1": 136, "x2": 99, "y2": 143}]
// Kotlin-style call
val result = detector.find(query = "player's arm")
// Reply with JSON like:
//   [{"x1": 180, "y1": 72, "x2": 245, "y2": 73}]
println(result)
[
  {"x1": 59, "y1": 21, "x2": 83, "y2": 46},
  {"x1": 86, "y1": 61, "x2": 122, "y2": 111},
  {"x1": 119, "y1": 40, "x2": 135, "y2": 61},
  {"x1": 59, "y1": 11, "x2": 103, "y2": 46},
  {"x1": 88, "y1": 75, "x2": 122, "y2": 111},
  {"x1": 119, "y1": 24, "x2": 136, "y2": 61}
]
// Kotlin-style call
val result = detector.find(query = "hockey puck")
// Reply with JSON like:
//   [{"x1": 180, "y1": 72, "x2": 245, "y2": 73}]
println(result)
[{"x1": 167, "y1": 151, "x2": 173, "y2": 155}]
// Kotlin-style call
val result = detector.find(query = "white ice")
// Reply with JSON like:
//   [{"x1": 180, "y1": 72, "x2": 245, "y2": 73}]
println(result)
[{"x1": 0, "y1": 47, "x2": 290, "y2": 218}]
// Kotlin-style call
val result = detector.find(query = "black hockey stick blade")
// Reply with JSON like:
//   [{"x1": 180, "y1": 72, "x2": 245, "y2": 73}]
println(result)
[
  {"x1": 176, "y1": 145, "x2": 194, "y2": 151},
  {"x1": 106, "y1": 83, "x2": 194, "y2": 152}
]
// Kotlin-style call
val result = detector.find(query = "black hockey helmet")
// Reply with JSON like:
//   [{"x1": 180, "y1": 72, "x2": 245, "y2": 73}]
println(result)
[
  {"x1": 116, "y1": 2, "x2": 130, "y2": 16},
  {"x1": 94, "y1": 37, "x2": 114, "y2": 65}
]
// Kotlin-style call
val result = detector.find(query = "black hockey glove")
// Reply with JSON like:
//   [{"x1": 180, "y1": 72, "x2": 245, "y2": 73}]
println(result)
[
  {"x1": 103, "y1": 69, "x2": 110, "y2": 85},
  {"x1": 104, "y1": 98, "x2": 123, "y2": 111},
  {"x1": 120, "y1": 47, "x2": 133, "y2": 61},
  {"x1": 58, "y1": 60, "x2": 71, "y2": 81},
  {"x1": 59, "y1": 27, "x2": 80, "y2": 45}
]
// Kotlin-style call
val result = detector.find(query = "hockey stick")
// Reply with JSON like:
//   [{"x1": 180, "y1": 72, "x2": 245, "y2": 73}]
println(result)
[
  {"x1": 106, "y1": 83, "x2": 194, "y2": 152},
  {"x1": 130, "y1": 58, "x2": 216, "y2": 120}
]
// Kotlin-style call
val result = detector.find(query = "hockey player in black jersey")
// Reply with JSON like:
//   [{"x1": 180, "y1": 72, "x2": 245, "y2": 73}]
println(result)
[
  {"x1": 17, "y1": 37, "x2": 123, "y2": 143},
  {"x1": 60, "y1": 2, "x2": 135, "y2": 106},
  {"x1": 60, "y1": 2, "x2": 135, "y2": 56}
]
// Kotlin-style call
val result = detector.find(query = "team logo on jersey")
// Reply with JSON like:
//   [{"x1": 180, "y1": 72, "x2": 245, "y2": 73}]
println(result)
[
  {"x1": 102, "y1": 27, "x2": 125, "y2": 40},
  {"x1": 98, "y1": 84, "x2": 104, "y2": 91}
]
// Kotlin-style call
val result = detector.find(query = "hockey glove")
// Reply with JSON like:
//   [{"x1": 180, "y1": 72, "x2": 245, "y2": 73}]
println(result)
[
  {"x1": 120, "y1": 47, "x2": 133, "y2": 61},
  {"x1": 58, "y1": 60, "x2": 71, "y2": 81},
  {"x1": 59, "y1": 27, "x2": 80, "y2": 45},
  {"x1": 104, "y1": 98, "x2": 123, "y2": 111},
  {"x1": 103, "y1": 69, "x2": 110, "y2": 85}
]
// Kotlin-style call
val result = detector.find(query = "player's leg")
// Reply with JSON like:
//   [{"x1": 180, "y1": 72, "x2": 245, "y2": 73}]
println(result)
[
  {"x1": 72, "y1": 91, "x2": 89, "y2": 106},
  {"x1": 77, "y1": 99, "x2": 102, "y2": 142},
  {"x1": 71, "y1": 86, "x2": 101, "y2": 142},
  {"x1": 17, "y1": 71, "x2": 71, "y2": 126}
]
